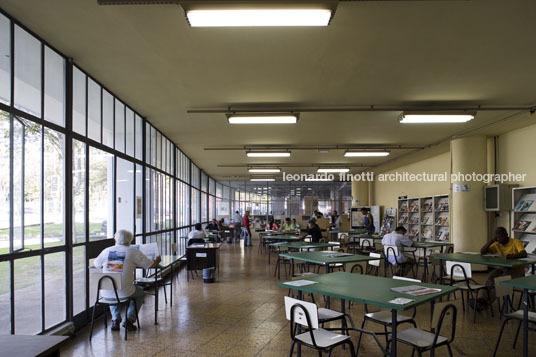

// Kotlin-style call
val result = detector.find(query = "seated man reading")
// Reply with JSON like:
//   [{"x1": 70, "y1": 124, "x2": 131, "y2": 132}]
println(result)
[
  {"x1": 381, "y1": 226, "x2": 414, "y2": 275},
  {"x1": 299, "y1": 220, "x2": 323, "y2": 243},
  {"x1": 94, "y1": 230, "x2": 161, "y2": 332},
  {"x1": 478, "y1": 226, "x2": 527, "y2": 308},
  {"x1": 188, "y1": 223, "x2": 207, "y2": 244}
]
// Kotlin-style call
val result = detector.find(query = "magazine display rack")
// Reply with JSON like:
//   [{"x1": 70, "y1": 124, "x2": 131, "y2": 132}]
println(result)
[
  {"x1": 512, "y1": 186, "x2": 536, "y2": 254},
  {"x1": 397, "y1": 194, "x2": 450, "y2": 241},
  {"x1": 380, "y1": 208, "x2": 397, "y2": 236}
]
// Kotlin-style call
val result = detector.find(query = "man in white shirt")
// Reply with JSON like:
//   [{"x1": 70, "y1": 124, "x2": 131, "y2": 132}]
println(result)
[
  {"x1": 381, "y1": 226, "x2": 414, "y2": 269},
  {"x1": 188, "y1": 223, "x2": 206, "y2": 243},
  {"x1": 233, "y1": 211, "x2": 242, "y2": 241},
  {"x1": 94, "y1": 230, "x2": 161, "y2": 332}
]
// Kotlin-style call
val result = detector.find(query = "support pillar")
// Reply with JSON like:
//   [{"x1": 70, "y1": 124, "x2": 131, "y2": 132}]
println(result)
[{"x1": 451, "y1": 136, "x2": 488, "y2": 252}]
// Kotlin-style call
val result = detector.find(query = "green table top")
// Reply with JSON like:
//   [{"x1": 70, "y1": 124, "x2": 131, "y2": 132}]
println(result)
[
  {"x1": 262, "y1": 235, "x2": 301, "y2": 241},
  {"x1": 277, "y1": 271, "x2": 456, "y2": 311},
  {"x1": 433, "y1": 252, "x2": 536, "y2": 267},
  {"x1": 501, "y1": 275, "x2": 536, "y2": 290},
  {"x1": 260, "y1": 231, "x2": 296, "y2": 236},
  {"x1": 414, "y1": 241, "x2": 453, "y2": 249},
  {"x1": 269, "y1": 242, "x2": 339, "y2": 250},
  {"x1": 279, "y1": 251, "x2": 379, "y2": 265}
]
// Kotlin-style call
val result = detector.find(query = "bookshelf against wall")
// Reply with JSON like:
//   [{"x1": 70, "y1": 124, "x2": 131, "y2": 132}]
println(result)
[
  {"x1": 512, "y1": 187, "x2": 536, "y2": 254},
  {"x1": 380, "y1": 207, "x2": 397, "y2": 236},
  {"x1": 397, "y1": 194, "x2": 450, "y2": 241}
]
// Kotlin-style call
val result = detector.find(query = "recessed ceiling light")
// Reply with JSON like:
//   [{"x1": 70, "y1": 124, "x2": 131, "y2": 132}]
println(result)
[
  {"x1": 344, "y1": 151, "x2": 390, "y2": 157},
  {"x1": 247, "y1": 152, "x2": 291, "y2": 157},
  {"x1": 248, "y1": 168, "x2": 281, "y2": 173},
  {"x1": 228, "y1": 114, "x2": 298, "y2": 124},
  {"x1": 317, "y1": 168, "x2": 349, "y2": 173},
  {"x1": 400, "y1": 112, "x2": 475, "y2": 124}
]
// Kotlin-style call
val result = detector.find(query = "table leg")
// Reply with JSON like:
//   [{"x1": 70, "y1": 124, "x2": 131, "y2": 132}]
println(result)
[
  {"x1": 422, "y1": 248, "x2": 428, "y2": 282},
  {"x1": 341, "y1": 298, "x2": 348, "y2": 350},
  {"x1": 326, "y1": 264, "x2": 331, "y2": 308},
  {"x1": 297, "y1": 290, "x2": 302, "y2": 357},
  {"x1": 170, "y1": 266, "x2": 173, "y2": 307},
  {"x1": 523, "y1": 288, "x2": 528, "y2": 357},
  {"x1": 291, "y1": 259, "x2": 295, "y2": 278},
  {"x1": 268, "y1": 243, "x2": 271, "y2": 265},
  {"x1": 439, "y1": 261, "x2": 444, "y2": 302},
  {"x1": 390, "y1": 309, "x2": 397, "y2": 357},
  {"x1": 155, "y1": 269, "x2": 158, "y2": 325}
]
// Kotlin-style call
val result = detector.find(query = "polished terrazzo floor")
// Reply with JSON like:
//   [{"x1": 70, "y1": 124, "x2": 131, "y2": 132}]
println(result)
[{"x1": 60, "y1": 241, "x2": 536, "y2": 356}]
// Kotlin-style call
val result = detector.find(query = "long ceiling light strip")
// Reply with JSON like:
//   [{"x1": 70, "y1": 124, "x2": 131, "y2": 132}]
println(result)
[
  {"x1": 400, "y1": 112, "x2": 476, "y2": 124},
  {"x1": 248, "y1": 168, "x2": 281, "y2": 173},
  {"x1": 186, "y1": 9, "x2": 333, "y2": 27},
  {"x1": 228, "y1": 114, "x2": 298, "y2": 124},
  {"x1": 344, "y1": 151, "x2": 390, "y2": 157},
  {"x1": 317, "y1": 168, "x2": 349, "y2": 173},
  {"x1": 247, "y1": 152, "x2": 291, "y2": 157},
  {"x1": 250, "y1": 178, "x2": 276, "y2": 182}
]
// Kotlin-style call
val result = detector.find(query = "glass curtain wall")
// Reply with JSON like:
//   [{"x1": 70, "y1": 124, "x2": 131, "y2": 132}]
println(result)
[{"x1": 0, "y1": 10, "x2": 222, "y2": 334}]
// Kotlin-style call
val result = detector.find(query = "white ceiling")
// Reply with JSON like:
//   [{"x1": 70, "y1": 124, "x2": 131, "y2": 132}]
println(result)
[{"x1": 1, "y1": 0, "x2": 536, "y2": 179}]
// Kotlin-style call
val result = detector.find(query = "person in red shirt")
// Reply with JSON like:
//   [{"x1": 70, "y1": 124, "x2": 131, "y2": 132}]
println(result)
[{"x1": 242, "y1": 210, "x2": 252, "y2": 246}]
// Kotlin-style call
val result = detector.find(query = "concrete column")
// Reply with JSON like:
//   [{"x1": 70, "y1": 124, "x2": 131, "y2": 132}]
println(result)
[
  {"x1": 451, "y1": 136, "x2": 488, "y2": 252},
  {"x1": 351, "y1": 180, "x2": 369, "y2": 207}
]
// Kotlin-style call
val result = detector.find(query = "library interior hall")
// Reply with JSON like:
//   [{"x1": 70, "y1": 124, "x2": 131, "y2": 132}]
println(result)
[{"x1": 2, "y1": 0, "x2": 536, "y2": 356}]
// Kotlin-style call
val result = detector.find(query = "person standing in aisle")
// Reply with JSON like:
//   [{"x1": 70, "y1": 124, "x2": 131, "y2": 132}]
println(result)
[
  {"x1": 361, "y1": 207, "x2": 375, "y2": 235},
  {"x1": 242, "y1": 210, "x2": 252, "y2": 246},
  {"x1": 233, "y1": 210, "x2": 242, "y2": 242}
]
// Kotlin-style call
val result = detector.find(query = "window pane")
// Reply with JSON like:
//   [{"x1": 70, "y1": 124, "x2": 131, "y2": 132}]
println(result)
[
  {"x1": 44, "y1": 128, "x2": 64, "y2": 247},
  {"x1": 44, "y1": 47, "x2": 65, "y2": 127},
  {"x1": 116, "y1": 158, "x2": 134, "y2": 233},
  {"x1": 72, "y1": 67, "x2": 86, "y2": 135},
  {"x1": 0, "y1": 112, "x2": 9, "y2": 248},
  {"x1": 114, "y1": 99, "x2": 124, "y2": 153},
  {"x1": 22, "y1": 119, "x2": 41, "y2": 248},
  {"x1": 191, "y1": 188, "x2": 199, "y2": 224},
  {"x1": 72, "y1": 246, "x2": 86, "y2": 315},
  {"x1": 13, "y1": 119, "x2": 23, "y2": 251},
  {"x1": 201, "y1": 173, "x2": 207, "y2": 192},
  {"x1": 15, "y1": 256, "x2": 41, "y2": 334},
  {"x1": 145, "y1": 122, "x2": 150, "y2": 164},
  {"x1": 14, "y1": 25, "x2": 41, "y2": 117},
  {"x1": 156, "y1": 132, "x2": 161, "y2": 169},
  {"x1": 125, "y1": 107, "x2": 134, "y2": 157},
  {"x1": 87, "y1": 78, "x2": 101, "y2": 142},
  {"x1": 135, "y1": 164, "x2": 143, "y2": 234},
  {"x1": 201, "y1": 193, "x2": 207, "y2": 222},
  {"x1": 45, "y1": 252, "x2": 65, "y2": 329},
  {"x1": 0, "y1": 261, "x2": 10, "y2": 334},
  {"x1": 135, "y1": 114, "x2": 143, "y2": 161},
  {"x1": 102, "y1": 90, "x2": 113, "y2": 148},
  {"x1": 72, "y1": 140, "x2": 85, "y2": 244},
  {"x1": 0, "y1": 14, "x2": 11, "y2": 105},
  {"x1": 150, "y1": 126, "x2": 156, "y2": 167},
  {"x1": 89, "y1": 147, "x2": 114, "y2": 241}
]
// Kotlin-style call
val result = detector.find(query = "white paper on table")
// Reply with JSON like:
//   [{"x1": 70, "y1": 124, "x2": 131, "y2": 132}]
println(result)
[
  {"x1": 132, "y1": 243, "x2": 159, "y2": 260},
  {"x1": 460, "y1": 252, "x2": 479, "y2": 255},
  {"x1": 389, "y1": 297, "x2": 414, "y2": 305},
  {"x1": 283, "y1": 280, "x2": 318, "y2": 287}
]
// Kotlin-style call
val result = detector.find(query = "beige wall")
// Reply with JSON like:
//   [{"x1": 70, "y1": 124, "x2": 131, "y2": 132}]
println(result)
[
  {"x1": 372, "y1": 144, "x2": 451, "y2": 209},
  {"x1": 497, "y1": 122, "x2": 536, "y2": 187}
]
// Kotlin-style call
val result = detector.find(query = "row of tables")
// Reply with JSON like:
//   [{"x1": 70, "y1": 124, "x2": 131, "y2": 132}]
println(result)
[{"x1": 264, "y1": 230, "x2": 536, "y2": 357}]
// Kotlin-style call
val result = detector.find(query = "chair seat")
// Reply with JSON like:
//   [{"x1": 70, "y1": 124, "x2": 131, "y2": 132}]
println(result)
[
  {"x1": 98, "y1": 296, "x2": 131, "y2": 304},
  {"x1": 453, "y1": 282, "x2": 485, "y2": 290},
  {"x1": 318, "y1": 308, "x2": 345, "y2": 321},
  {"x1": 295, "y1": 328, "x2": 350, "y2": 348},
  {"x1": 366, "y1": 310, "x2": 413, "y2": 324},
  {"x1": 504, "y1": 310, "x2": 536, "y2": 323},
  {"x1": 396, "y1": 327, "x2": 448, "y2": 348}
]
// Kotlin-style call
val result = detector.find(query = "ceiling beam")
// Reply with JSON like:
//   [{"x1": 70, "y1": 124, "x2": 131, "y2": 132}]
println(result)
[{"x1": 205, "y1": 144, "x2": 425, "y2": 150}]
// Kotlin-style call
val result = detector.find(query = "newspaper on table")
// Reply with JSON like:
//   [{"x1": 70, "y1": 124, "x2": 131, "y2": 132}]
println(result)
[
  {"x1": 283, "y1": 280, "x2": 318, "y2": 287},
  {"x1": 390, "y1": 285, "x2": 441, "y2": 297},
  {"x1": 132, "y1": 242, "x2": 159, "y2": 260}
]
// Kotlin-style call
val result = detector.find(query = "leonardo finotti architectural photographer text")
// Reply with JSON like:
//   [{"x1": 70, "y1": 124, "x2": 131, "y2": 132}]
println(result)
[{"x1": 282, "y1": 171, "x2": 527, "y2": 183}]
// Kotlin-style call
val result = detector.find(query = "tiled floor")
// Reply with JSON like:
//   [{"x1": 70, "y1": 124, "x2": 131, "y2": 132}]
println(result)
[{"x1": 61, "y1": 242, "x2": 536, "y2": 356}]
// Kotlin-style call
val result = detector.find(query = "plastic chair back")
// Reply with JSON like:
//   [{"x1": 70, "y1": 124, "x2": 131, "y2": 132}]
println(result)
[
  {"x1": 446, "y1": 261, "x2": 472, "y2": 279},
  {"x1": 284, "y1": 296, "x2": 319, "y2": 329}
]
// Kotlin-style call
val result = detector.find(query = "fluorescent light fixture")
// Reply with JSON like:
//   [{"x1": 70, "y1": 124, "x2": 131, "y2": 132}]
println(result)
[
  {"x1": 228, "y1": 114, "x2": 298, "y2": 124},
  {"x1": 344, "y1": 151, "x2": 390, "y2": 157},
  {"x1": 250, "y1": 178, "x2": 276, "y2": 182},
  {"x1": 317, "y1": 168, "x2": 349, "y2": 173},
  {"x1": 247, "y1": 152, "x2": 291, "y2": 157},
  {"x1": 400, "y1": 112, "x2": 475, "y2": 124},
  {"x1": 186, "y1": 9, "x2": 332, "y2": 27},
  {"x1": 248, "y1": 168, "x2": 281, "y2": 173}
]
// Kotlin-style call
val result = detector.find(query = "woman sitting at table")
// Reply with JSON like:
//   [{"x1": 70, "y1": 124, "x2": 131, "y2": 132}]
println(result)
[
  {"x1": 477, "y1": 227, "x2": 527, "y2": 310},
  {"x1": 265, "y1": 219, "x2": 279, "y2": 231}
]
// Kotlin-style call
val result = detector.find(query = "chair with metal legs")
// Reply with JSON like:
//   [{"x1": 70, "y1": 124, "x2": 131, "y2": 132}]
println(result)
[
  {"x1": 89, "y1": 269, "x2": 140, "y2": 341},
  {"x1": 285, "y1": 296, "x2": 356, "y2": 357}
]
